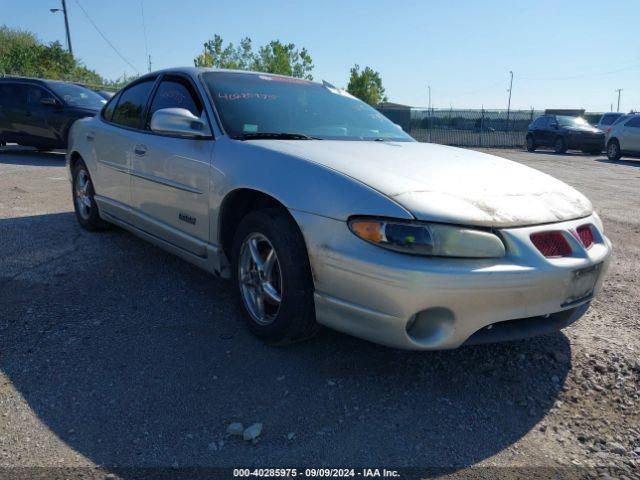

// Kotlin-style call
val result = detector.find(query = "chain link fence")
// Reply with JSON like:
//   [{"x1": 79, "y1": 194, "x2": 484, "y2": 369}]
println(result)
[{"x1": 379, "y1": 107, "x2": 603, "y2": 148}]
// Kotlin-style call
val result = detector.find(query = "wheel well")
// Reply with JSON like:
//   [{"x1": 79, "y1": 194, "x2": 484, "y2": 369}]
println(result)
[
  {"x1": 69, "y1": 151, "x2": 83, "y2": 173},
  {"x1": 607, "y1": 137, "x2": 619, "y2": 147},
  {"x1": 218, "y1": 189, "x2": 290, "y2": 257}
]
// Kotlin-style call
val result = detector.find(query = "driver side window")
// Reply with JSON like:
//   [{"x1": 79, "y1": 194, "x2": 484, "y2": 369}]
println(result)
[
  {"x1": 27, "y1": 85, "x2": 55, "y2": 105},
  {"x1": 146, "y1": 78, "x2": 203, "y2": 130}
]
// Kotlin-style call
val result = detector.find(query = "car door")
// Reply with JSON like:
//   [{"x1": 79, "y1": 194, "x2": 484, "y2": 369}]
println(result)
[
  {"x1": 621, "y1": 116, "x2": 640, "y2": 152},
  {"x1": 91, "y1": 78, "x2": 157, "y2": 221},
  {"x1": 0, "y1": 82, "x2": 27, "y2": 143},
  {"x1": 532, "y1": 116, "x2": 549, "y2": 146},
  {"x1": 129, "y1": 74, "x2": 212, "y2": 257},
  {"x1": 22, "y1": 84, "x2": 63, "y2": 147}
]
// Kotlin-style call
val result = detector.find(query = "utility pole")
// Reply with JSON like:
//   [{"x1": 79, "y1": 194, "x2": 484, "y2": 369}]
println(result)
[
  {"x1": 506, "y1": 71, "x2": 513, "y2": 126},
  {"x1": 148, "y1": 55, "x2": 152, "y2": 73},
  {"x1": 615, "y1": 89, "x2": 623, "y2": 112},
  {"x1": 50, "y1": 0, "x2": 73, "y2": 58},
  {"x1": 428, "y1": 85, "x2": 431, "y2": 110}
]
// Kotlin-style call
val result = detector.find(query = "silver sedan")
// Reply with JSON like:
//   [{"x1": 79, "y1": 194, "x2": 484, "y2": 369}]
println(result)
[{"x1": 67, "y1": 68, "x2": 612, "y2": 349}]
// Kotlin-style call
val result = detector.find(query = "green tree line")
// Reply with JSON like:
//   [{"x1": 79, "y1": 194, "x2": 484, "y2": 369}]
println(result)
[
  {"x1": 1, "y1": 26, "x2": 389, "y2": 105},
  {"x1": 0, "y1": 25, "x2": 129, "y2": 90}
]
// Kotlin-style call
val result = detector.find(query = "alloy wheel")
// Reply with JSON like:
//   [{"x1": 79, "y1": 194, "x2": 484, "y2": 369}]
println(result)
[
  {"x1": 75, "y1": 169, "x2": 93, "y2": 220},
  {"x1": 238, "y1": 232, "x2": 283, "y2": 325}
]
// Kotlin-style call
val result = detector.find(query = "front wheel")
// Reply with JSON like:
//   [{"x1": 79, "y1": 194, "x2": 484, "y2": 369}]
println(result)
[
  {"x1": 554, "y1": 136, "x2": 567, "y2": 154},
  {"x1": 231, "y1": 208, "x2": 318, "y2": 345},
  {"x1": 607, "y1": 140, "x2": 621, "y2": 161},
  {"x1": 72, "y1": 160, "x2": 109, "y2": 231}
]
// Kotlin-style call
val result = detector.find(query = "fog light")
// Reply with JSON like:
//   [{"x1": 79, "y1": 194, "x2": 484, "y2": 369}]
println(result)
[{"x1": 406, "y1": 307, "x2": 455, "y2": 347}]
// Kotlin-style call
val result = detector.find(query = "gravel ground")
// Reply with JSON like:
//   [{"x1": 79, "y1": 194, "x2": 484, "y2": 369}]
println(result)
[{"x1": 0, "y1": 146, "x2": 638, "y2": 478}]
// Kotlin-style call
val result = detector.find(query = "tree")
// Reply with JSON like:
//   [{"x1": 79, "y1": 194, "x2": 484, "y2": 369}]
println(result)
[
  {"x1": 347, "y1": 64, "x2": 387, "y2": 106},
  {"x1": 0, "y1": 25, "x2": 106, "y2": 86},
  {"x1": 194, "y1": 35, "x2": 314, "y2": 80}
]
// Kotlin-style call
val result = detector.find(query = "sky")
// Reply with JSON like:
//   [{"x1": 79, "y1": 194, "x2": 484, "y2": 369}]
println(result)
[{"x1": 2, "y1": 0, "x2": 639, "y2": 112}]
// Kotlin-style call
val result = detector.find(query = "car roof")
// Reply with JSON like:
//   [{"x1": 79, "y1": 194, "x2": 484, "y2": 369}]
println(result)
[{"x1": 132, "y1": 67, "x2": 315, "y2": 84}]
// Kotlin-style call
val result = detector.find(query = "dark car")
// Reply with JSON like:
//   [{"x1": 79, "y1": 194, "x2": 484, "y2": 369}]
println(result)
[
  {"x1": 0, "y1": 77, "x2": 106, "y2": 151},
  {"x1": 526, "y1": 114, "x2": 605, "y2": 154}
]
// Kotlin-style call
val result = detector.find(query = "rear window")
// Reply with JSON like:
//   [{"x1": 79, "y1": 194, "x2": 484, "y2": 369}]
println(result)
[
  {"x1": 0, "y1": 83, "x2": 27, "y2": 103},
  {"x1": 111, "y1": 79, "x2": 156, "y2": 129}
]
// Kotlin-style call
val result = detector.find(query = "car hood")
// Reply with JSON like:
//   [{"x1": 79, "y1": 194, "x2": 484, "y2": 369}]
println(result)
[
  {"x1": 248, "y1": 140, "x2": 593, "y2": 227},
  {"x1": 564, "y1": 126, "x2": 601, "y2": 134}
]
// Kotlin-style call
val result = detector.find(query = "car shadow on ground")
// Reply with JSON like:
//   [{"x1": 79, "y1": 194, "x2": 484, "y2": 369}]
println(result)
[
  {"x1": 596, "y1": 158, "x2": 640, "y2": 168},
  {"x1": 0, "y1": 212, "x2": 571, "y2": 473},
  {"x1": 528, "y1": 149, "x2": 601, "y2": 158},
  {"x1": 0, "y1": 146, "x2": 66, "y2": 166}
]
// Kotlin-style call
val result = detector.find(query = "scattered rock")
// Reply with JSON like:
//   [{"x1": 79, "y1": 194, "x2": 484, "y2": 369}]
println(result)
[
  {"x1": 243, "y1": 423, "x2": 262, "y2": 442},
  {"x1": 608, "y1": 442, "x2": 626, "y2": 455},
  {"x1": 226, "y1": 422, "x2": 244, "y2": 436}
]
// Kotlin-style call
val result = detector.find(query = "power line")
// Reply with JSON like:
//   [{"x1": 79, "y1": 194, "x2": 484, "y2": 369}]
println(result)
[
  {"x1": 73, "y1": 0, "x2": 140, "y2": 74},
  {"x1": 140, "y1": 0, "x2": 151, "y2": 72},
  {"x1": 519, "y1": 62, "x2": 640, "y2": 82}
]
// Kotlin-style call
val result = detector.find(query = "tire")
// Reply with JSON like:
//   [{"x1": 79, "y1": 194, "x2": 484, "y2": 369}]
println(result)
[
  {"x1": 607, "y1": 140, "x2": 621, "y2": 161},
  {"x1": 525, "y1": 135, "x2": 536, "y2": 152},
  {"x1": 72, "y1": 160, "x2": 109, "y2": 231},
  {"x1": 554, "y1": 136, "x2": 567, "y2": 154},
  {"x1": 231, "y1": 208, "x2": 318, "y2": 345}
]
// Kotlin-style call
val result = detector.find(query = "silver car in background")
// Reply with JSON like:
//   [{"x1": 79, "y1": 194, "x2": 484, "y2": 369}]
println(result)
[
  {"x1": 605, "y1": 113, "x2": 640, "y2": 161},
  {"x1": 67, "y1": 67, "x2": 611, "y2": 350}
]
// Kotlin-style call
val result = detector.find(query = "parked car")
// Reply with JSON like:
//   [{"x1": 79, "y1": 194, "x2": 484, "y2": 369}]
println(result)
[
  {"x1": 595, "y1": 112, "x2": 624, "y2": 131},
  {"x1": 605, "y1": 113, "x2": 640, "y2": 161},
  {"x1": 0, "y1": 77, "x2": 106, "y2": 151},
  {"x1": 526, "y1": 114, "x2": 604, "y2": 154},
  {"x1": 67, "y1": 68, "x2": 611, "y2": 350}
]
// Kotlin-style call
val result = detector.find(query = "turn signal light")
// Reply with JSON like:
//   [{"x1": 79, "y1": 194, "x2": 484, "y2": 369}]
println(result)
[
  {"x1": 576, "y1": 224, "x2": 594, "y2": 249},
  {"x1": 530, "y1": 231, "x2": 572, "y2": 258}
]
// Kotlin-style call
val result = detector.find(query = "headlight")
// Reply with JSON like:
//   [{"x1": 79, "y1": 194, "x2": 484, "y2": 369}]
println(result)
[{"x1": 348, "y1": 218, "x2": 506, "y2": 258}]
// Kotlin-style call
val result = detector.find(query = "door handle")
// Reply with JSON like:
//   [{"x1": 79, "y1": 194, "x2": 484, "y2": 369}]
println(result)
[
  {"x1": 86, "y1": 132, "x2": 95, "y2": 141},
  {"x1": 134, "y1": 144, "x2": 147, "y2": 156}
]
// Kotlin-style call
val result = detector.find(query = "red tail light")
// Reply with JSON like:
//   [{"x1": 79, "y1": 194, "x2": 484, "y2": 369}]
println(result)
[
  {"x1": 607, "y1": 127, "x2": 611, "y2": 134},
  {"x1": 576, "y1": 224, "x2": 594, "y2": 249},
  {"x1": 530, "y1": 231, "x2": 572, "y2": 257}
]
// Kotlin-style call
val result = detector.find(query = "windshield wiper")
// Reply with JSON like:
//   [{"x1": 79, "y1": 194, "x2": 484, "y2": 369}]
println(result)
[{"x1": 232, "y1": 132, "x2": 322, "y2": 141}]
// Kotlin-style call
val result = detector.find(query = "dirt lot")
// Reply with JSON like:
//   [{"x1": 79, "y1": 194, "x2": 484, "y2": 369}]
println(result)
[{"x1": 0, "y1": 146, "x2": 638, "y2": 478}]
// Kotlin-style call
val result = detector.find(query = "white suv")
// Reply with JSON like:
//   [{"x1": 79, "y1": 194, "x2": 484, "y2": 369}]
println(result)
[{"x1": 606, "y1": 114, "x2": 640, "y2": 161}]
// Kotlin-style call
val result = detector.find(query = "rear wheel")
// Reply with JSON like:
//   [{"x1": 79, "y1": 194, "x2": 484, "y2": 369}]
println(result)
[
  {"x1": 231, "y1": 208, "x2": 318, "y2": 345},
  {"x1": 72, "y1": 160, "x2": 109, "y2": 231},
  {"x1": 607, "y1": 140, "x2": 621, "y2": 161},
  {"x1": 554, "y1": 136, "x2": 567, "y2": 154},
  {"x1": 525, "y1": 135, "x2": 536, "y2": 152}
]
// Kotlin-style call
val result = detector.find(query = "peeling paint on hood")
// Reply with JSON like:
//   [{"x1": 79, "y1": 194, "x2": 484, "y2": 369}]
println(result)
[{"x1": 248, "y1": 140, "x2": 593, "y2": 227}]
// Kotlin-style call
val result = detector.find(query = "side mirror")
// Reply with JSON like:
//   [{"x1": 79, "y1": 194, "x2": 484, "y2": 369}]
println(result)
[
  {"x1": 150, "y1": 108, "x2": 209, "y2": 138},
  {"x1": 40, "y1": 97, "x2": 59, "y2": 107}
]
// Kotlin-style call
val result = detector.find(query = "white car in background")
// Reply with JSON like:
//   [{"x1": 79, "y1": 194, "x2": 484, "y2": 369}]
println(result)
[{"x1": 606, "y1": 113, "x2": 640, "y2": 161}]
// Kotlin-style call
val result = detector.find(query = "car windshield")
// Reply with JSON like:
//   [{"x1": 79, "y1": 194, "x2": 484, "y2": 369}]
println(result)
[
  {"x1": 202, "y1": 72, "x2": 413, "y2": 141},
  {"x1": 48, "y1": 82, "x2": 107, "y2": 109},
  {"x1": 600, "y1": 114, "x2": 622, "y2": 126},
  {"x1": 557, "y1": 115, "x2": 590, "y2": 127}
]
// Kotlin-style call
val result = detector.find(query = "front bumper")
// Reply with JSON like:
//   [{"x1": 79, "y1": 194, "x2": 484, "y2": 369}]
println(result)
[{"x1": 292, "y1": 211, "x2": 612, "y2": 350}]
